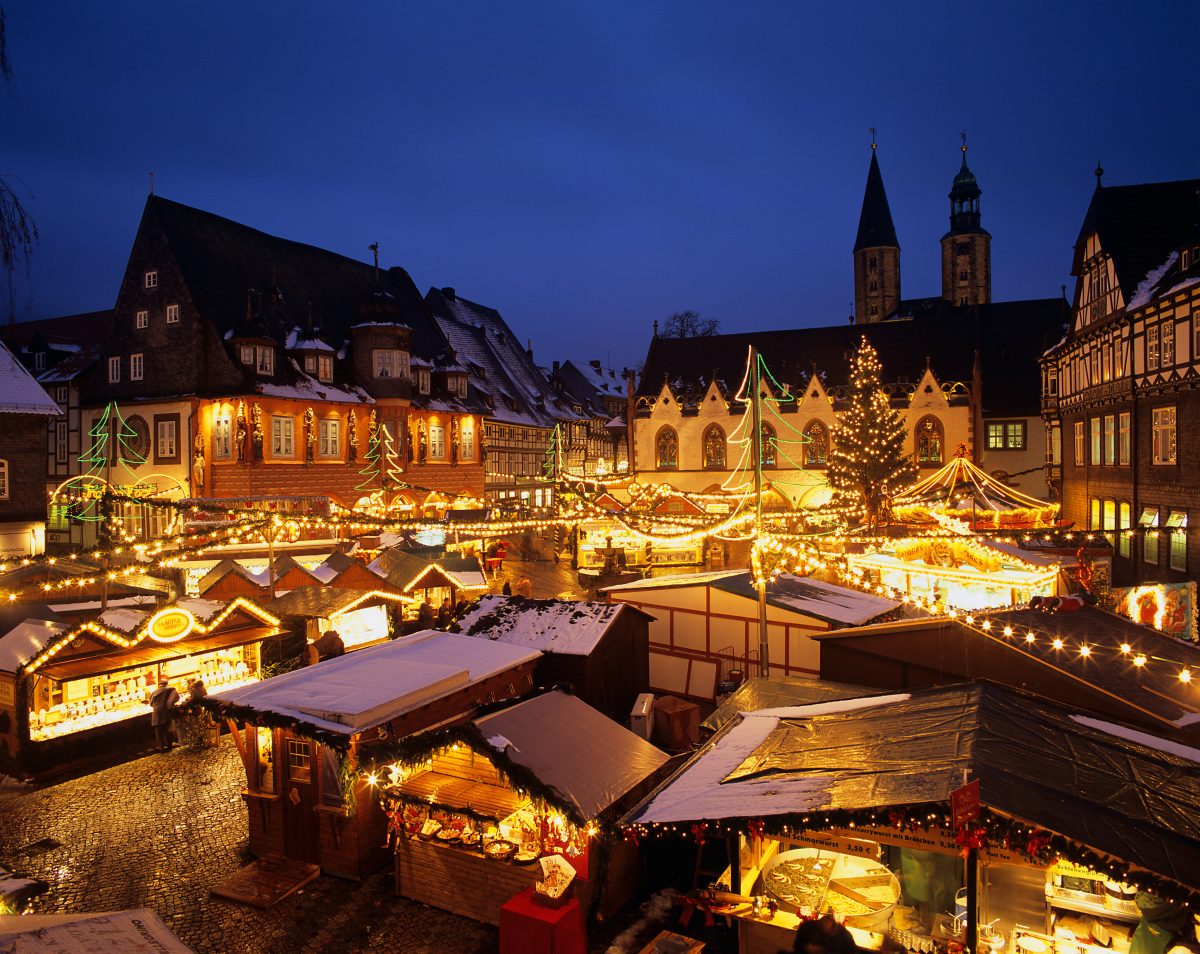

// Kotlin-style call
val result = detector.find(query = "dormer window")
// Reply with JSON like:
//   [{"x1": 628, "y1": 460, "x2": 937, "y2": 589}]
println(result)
[
  {"x1": 304, "y1": 354, "x2": 317, "y2": 373},
  {"x1": 33, "y1": 352, "x2": 45, "y2": 371},
  {"x1": 373, "y1": 348, "x2": 409, "y2": 380},
  {"x1": 450, "y1": 373, "x2": 467, "y2": 398},
  {"x1": 256, "y1": 346, "x2": 274, "y2": 375},
  {"x1": 240, "y1": 345, "x2": 254, "y2": 365},
  {"x1": 418, "y1": 368, "x2": 430, "y2": 395}
]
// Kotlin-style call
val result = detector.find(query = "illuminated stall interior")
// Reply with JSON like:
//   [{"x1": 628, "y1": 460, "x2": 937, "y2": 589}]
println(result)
[
  {"x1": 0, "y1": 597, "x2": 279, "y2": 773},
  {"x1": 622, "y1": 683, "x2": 1200, "y2": 954},
  {"x1": 265, "y1": 586, "x2": 413, "y2": 651},
  {"x1": 381, "y1": 690, "x2": 669, "y2": 925}
]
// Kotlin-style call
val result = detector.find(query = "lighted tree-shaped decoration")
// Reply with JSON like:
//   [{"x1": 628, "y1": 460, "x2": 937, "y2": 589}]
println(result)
[
  {"x1": 64, "y1": 402, "x2": 148, "y2": 524},
  {"x1": 722, "y1": 351, "x2": 811, "y2": 508},
  {"x1": 356, "y1": 422, "x2": 404, "y2": 493},
  {"x1": 542, "y1": 423, "x2": 564, "y2": 482},
  {"x1": 826, "y1": 336, "x2": 916, "y2": 531}
]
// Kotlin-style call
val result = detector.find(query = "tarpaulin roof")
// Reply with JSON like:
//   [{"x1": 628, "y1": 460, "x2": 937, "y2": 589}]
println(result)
[
  {"x1": 475, "y1": 691, "x2": 669, "y2": 821},
  {"x1": 629, "y1": 682, "x2": 1200, "y2": 892},
  {"x1": 701, "y1": 676, "x2": 877, "y2": 734}
]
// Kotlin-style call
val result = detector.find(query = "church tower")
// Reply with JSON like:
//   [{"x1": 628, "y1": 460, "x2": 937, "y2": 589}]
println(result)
[
  {"x1": 853, "y1": 145, "x2": 901, "y2": 323},
  {"x1": 940, "y1": 138, "x2": 991, "y2": 306}
]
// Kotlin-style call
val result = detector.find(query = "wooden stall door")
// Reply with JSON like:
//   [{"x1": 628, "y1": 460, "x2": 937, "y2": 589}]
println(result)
[{"x1": 282, "y1": 736, "x2": 320, "y2": 865}]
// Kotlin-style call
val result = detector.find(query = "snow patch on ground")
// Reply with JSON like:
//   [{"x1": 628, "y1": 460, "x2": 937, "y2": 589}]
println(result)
[{"x1": 604, "y1": 889, "x2": 680, "y2": 954}]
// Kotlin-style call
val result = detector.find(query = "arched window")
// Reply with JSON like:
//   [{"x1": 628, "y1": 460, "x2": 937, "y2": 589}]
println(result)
[
  {"x1": 0, "y1": 459, "x2": 8, "y2": 499},
  {"x1": 759, "y1": 423, "x2": 776, "y2": 469},
  {"x1": 656, "y1": 427, "x2": 678, "y2": 470},
  {"x1": 916, "y1": 415, "x2": 944, "y2": 465},
  {"x1": 803, "y1": 421, "x2": 828, "y2": 468},
  {"x1": 703, "y1": 425, "x2": 726, "y2": 469}
]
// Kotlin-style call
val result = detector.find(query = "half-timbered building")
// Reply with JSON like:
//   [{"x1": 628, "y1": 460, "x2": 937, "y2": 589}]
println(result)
[{"x1": 1041, "y1": 175, "x2": 1200, "y2": 584}]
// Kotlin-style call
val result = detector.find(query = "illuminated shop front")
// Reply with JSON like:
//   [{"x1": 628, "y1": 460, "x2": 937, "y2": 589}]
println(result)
[
  {"x1": 0, "y1": 597, "x2": 279, "y2": 774},
  {"x1": 623, "y1": 683, "x2": 1200, "y2": 954}
]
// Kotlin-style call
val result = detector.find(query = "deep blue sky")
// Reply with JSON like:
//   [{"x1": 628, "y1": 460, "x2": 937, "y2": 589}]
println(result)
[{"x1": 4, "y1": 2, "x2": 1197, "y2": 369}]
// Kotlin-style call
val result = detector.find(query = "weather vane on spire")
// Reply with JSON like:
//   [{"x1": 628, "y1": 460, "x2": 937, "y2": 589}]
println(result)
[
  {"x1": 870, "y1": 125, "x2": 877, "y2": 150},
  {"x1": 368, "y1": 242, "x2": 380, "y2": 284},
  {"x1": 961, "y1": 130, "x2": 968, "y2": 154}
]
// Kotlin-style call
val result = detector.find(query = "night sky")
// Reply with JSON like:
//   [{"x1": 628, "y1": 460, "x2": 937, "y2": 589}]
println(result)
[{"x1": 5, "y1": 2, "x2": 1198, "y2": 369}]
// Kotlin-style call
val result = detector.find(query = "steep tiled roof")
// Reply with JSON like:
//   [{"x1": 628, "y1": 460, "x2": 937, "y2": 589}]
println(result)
[
  {"x1": 146, "y1": 196, "x2": 450, "y2": 362},
  {"x1": 1, "y1": 310, "x2": 113, "y2": 349},
  {"x1": 0, "y1": 340, "x2": 61, "y2": 415},
  {"x1": 1074, "y1": 178, "x2": 1200, "y2": 300},
  {"x1": 853, "y1": 151, "x2": 899, "y2": 252},
  {"x1": 425, "y1": 287, "x2": 568, "y2": 428}
]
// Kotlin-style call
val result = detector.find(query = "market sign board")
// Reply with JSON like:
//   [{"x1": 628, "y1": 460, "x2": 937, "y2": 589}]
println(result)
[
  {"x1": 147, "y1": 608, "x2": 196, "y2": 643},
  {"x1": 1106, "y1": 581, "x2": 1196, "y2": 642},
  {"x1": 951, "y1": 779, "x2": 981, "y2": 828}
]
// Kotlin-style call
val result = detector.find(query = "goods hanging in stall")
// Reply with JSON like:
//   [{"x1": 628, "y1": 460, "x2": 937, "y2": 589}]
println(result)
[
  {"x1": 623, "y1": 683, "x2": 1200, "y2": 954},
  {"x1": 202, "y1": 632, "x2": 540, "y2": 880},
  {"x1": 378, "y1": 690, "x2": 670, "y2": 926},
  {"x1": 0, "y1": 597, "x2": 279, "y2": 775}
]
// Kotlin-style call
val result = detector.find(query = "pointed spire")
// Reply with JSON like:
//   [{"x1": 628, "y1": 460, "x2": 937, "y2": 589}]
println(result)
[
  {"x1": 854, "y1": 149, "x2": 899, "y2": 252},
  {"x1": 1095, "y1": 160, "x2": 1104, "y2": 187}
]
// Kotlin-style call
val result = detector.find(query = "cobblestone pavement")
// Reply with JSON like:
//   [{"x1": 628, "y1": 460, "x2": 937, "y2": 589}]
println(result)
[{"x1": 0, "y1": 744, "x2": 501, "y2": 953}]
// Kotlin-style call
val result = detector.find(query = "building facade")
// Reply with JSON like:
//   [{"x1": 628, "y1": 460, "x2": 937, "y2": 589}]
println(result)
[
  {"x1": 551, "y1": 360, "x2": 630, "y2": 479},
  {"x1": 1041, "y1": 176, "x2": 1200, "y2": 585}
]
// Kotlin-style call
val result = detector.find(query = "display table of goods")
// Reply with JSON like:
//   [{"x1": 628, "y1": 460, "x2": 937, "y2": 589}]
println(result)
[{"x1": 761, "y1": 848, "x2": 900, "y2": 930}]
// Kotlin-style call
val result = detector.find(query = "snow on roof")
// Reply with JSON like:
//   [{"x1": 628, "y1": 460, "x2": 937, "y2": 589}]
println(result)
[
  {"x1": 350, "y1": 321, "x2": 411, "y2": 330},
  {"x1": 173, "y1": 598, "x2": 227, "y2": 622},
  {"x1": 1128, "y1": 251, "x2": 1179, "y2": 311},
  {"x1": 212, "y1": 631, "x2": 539, "y2": 735},
  {"x1": 259, "y1": 362, "x2": 374, "y2": 405},
  {"x1": 98, "y1": 608, "x2": 148, "y2": 634},
  {"x1": 0, "y1": 340, "x2": 61, "y2": 416},
  {"x1": 0, "y1": 618, "x2": 70, "y2": 673},
  {"x1": 1071, "y1": 713, "x2": 1200, "y2": 761},
  {"x1": 285, "y1": 328, "x2": 336, "y2": 352},
  {"x1": 457, "y1": 596, "x2": 627, "y2": 655},
  {"x1": 602, "y1": 570, "x2": 745, "y2": 594},
  {"x1": 630, "y1": 694, "x2": 909, "y2": 824}
]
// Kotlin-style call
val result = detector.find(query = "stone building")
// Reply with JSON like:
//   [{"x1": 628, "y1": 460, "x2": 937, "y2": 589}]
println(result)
[
  {"x1": 1041, "y1": 174, "x2": 1200, "y2": 585},
  {"x1": 551, "y1": 359, "x2": 630, "y2": 478},
  {"x1": 81, "y1": 196, "x2": 488, "y2": 527},
  {"x1": 0, "y1": 340, "x2": 61, "y2": 556}
]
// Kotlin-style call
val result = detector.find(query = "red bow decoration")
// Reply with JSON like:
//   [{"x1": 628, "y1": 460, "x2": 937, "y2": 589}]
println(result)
[
  {"x1": 1025, "y1": 830, "x2": 1053, "y2": 861},
  {"x1": 691, "y1": 822, "x2": 708, "y2": 847},
  {"x1": 623, "y1": 827, "x2": 640, "y2": 846},
  {"x1": 748, "y1": 819, "x2": 765, "y2": 843},
  {"x1": 888, "y1": 808, "x2": 911, "y2": 830},
  {"x1": 954, "y1": 822, "x2": 988, "y2": 858}
]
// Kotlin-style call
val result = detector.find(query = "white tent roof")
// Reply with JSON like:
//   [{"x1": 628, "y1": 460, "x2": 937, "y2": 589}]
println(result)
[{"x1": 213, "y1": 631, "x2": 539, "y2": 735}]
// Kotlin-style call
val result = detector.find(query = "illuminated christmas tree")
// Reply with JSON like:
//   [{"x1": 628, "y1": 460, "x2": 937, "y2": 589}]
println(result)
[
  {"x1": 356, "y1": 421, "x2": 404, "y2": 493},
  {"x1": 826, "y1": 337, "x2": 915, "y2": 531},
  {"x1": 68, "y1": 402, "x2": 147, "y2": 522}
]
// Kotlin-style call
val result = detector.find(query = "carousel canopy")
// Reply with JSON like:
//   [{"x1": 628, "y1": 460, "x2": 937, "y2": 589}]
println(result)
[
  {"x1": 475, "y1": 691, "x2": 669, "y2": 821},
  {"x1": 626, "y1": 682, "x2": 1200, "y2": 894},
  {"x1": 893, "y1": 453, "x2": 1058, "y2": 520}
]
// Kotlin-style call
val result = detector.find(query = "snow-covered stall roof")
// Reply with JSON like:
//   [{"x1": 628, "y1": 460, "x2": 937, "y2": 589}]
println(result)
[
  {"x1": 0, "y1": 617, "x2": 71, "y2": 674},
  {"x1": 0, "y1": 340, "x2": 61, "y2": 415},
  {"x1": 604, "y1": 571, "x2": 898, "y2": 627},
  {"x1": 456, "y1": 595, "x2": 640, "y2": 655},
  {"x1": 475, "y1": 691, "x2": 669, "y2": 820},
  {"x1": 212, "y1": 632, "x2": 539, "y2": 736}
]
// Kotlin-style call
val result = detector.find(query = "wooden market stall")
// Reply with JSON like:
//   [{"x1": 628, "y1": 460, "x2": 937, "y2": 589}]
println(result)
[
  {"x1": 381, "y1": 690, "x2": 670, "y2": 925},
  {"x1": 603, "y1": 571, "x2": 899, "y2": 699},
  {"x1": 454, "y1": 595, "x2": 653, "y2": 722},
  {"x1": 623, "y1": 682, "x2": 1200, "y2": 954},
  {"x1": 203, "y1": 632, "x2": 540, "y2": 880},
  {"x1": 0, "y1": 596, "x2": 280, "y2": 775},
  {"x1": 266, "y1": 585, "x2": 413, "y2": 653}
]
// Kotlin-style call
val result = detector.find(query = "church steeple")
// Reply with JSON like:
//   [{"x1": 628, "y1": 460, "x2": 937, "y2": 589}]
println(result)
[
  {"x1": 940, "y1": 134, "x2": 991, "y2": 306},
  {"x1": 853, "y1": 142, "x2": 901, "y2": 323}
]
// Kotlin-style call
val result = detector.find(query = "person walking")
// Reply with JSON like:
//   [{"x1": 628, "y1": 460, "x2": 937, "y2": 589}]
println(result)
[{"x1": 149, "y1": 679, "x2": 180, "y2": 752}]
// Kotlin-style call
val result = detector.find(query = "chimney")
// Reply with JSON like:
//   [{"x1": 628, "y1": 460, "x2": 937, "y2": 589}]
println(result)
[
  {"x1": 552, "y1": 360, "x2": 560, "y2": 376},
  {"x1": 441, "y1": 287, "x2": 456, "y2": 301},
  {"x1": 590, "y1": 359, "x2": 602, "y2": 371}
]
